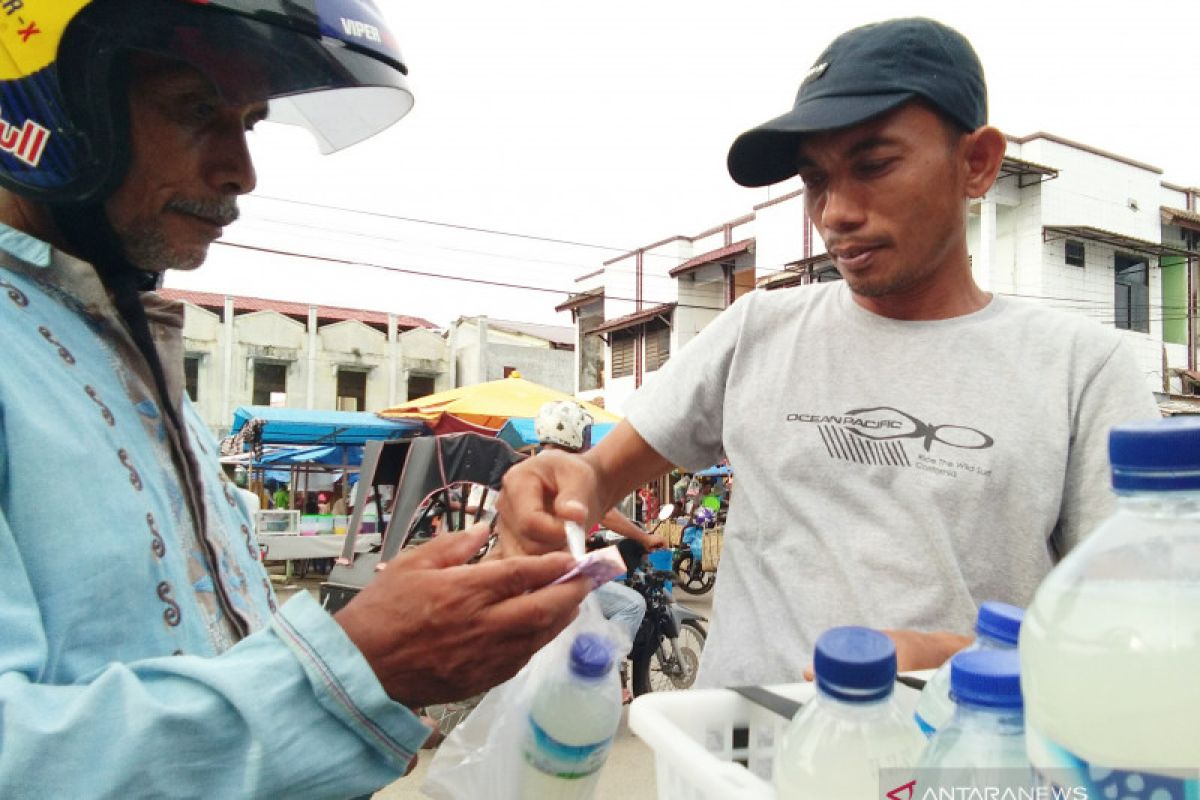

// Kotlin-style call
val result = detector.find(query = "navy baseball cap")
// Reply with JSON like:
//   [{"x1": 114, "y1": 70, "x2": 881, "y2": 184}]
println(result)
[{"x1": 727, "y1": 18, "x2": 988, "y2": 188}]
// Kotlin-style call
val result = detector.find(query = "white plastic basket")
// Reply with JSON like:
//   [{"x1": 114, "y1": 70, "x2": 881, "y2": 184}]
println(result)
[{"x1": 628, "y1": 677, "x2": 926, "y2": 800}]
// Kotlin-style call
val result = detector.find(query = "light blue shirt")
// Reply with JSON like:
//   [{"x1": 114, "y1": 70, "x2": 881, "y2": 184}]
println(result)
[{"x1": 0, "y1": 226, "x2": 429, "y2": 797}]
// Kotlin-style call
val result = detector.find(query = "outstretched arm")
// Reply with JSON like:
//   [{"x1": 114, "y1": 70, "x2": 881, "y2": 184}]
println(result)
[{"x1": 495, "y1": 421, "x2": 673, "y2": 557}]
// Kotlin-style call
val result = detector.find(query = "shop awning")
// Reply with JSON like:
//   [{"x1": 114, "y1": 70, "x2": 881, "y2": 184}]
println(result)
[
  {"x1": 1042, "y1": 225, "x2": 1195, "y2": 259},
  {"x1": 379, "y1": 374, "x2": 619, "y2": 433},
  {"x1": 229, "y1": 406, "x2": 427, "y2": 446}
]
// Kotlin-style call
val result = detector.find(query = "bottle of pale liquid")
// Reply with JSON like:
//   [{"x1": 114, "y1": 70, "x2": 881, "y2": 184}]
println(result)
[
  {"x1": 916, "y1": 650, "x2": 1033, "y2": 791},
  {"x1": 1021, "y1": 418, "x2": 1200, "y2": 795},
  {"x1": 521, "y1": 632, "x2": 622, "y2": 800},
  {"x1": 773, "y1": 626, "x2": 925, "y2": 798},
  {"x1": 913, "y1": 600, "x2": 1024, "y2": 737}
]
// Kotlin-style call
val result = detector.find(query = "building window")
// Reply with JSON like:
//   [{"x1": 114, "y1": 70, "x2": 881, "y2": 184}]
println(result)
[
  {"x1": 644, "y1": 320, "x2": 671, "y2": 372},
  {"x1": 407, "y1": 373, "x2": 436, "y2": 400},
  {"x1": 336, "y1": 368, "x2": 367, "y2": 412},
  {"x1": 252, "y1": 361, "x2": 288, "y2": 406},
  {"x1": 1065, "y1": 240, "x2": 1085, "y2": 267},
  {"x1": 1114, "y1": 253, "x2": 1149, "y2": 333},
  {"x1": 503, "y1": 366, "x2": 519, "y2": 378},
  {"x1": 184, "y1": 355, "x2": 200, "y2": 402},
  {"x1": 611, "y1": 332, "x2": 635, "y2": 379}
]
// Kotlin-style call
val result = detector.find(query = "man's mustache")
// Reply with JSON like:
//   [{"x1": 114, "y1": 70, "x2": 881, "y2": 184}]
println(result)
[{"x1": 164, "y1": 196, "x2": 240, "y2": 227}]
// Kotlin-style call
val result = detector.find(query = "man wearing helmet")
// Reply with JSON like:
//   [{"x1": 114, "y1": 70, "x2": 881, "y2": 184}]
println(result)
[
  {"x1": 0, "y1": 2, "x2": 588, "y2": 796},
  {"x1": 495, "y1": 18, "x2": 1158, "y2": 690}
]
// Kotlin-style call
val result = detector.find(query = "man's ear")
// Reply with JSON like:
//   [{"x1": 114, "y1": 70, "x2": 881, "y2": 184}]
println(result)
[{"x1": 961, "y1": 125, "x2": 1006, "y2": 200}]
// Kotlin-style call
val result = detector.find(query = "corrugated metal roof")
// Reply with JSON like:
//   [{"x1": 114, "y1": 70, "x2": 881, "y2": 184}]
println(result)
[
  {"x1": 669, "y1": 238, "x2": 754, "y2": 278},
  {"x1": 486, "y1": 318, "x2": 576, "y2": 347},
  {"x1": 1042, "y1": 226, "x2": 1195, "y2": 259},
  {"x1": 554, "y1": 286, "x2": 604, "y2": 313},
  {"x1": 591, "y1": 302, "x2": 676, "y2": 335},
  {"x1": 160, "y1": 288, "x2": 436, "y2": 330},
  {"x1": 1161, "y1": 206, "x2": 1200, "y2": 232}
]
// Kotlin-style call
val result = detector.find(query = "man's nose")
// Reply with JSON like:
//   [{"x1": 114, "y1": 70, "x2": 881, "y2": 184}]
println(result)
[
  {"x1": 818, "y1": 180, "x2": 866, "y2": 232},
  {"x1": 207, "y1": 121, "x2": 257, "y2": 196}
]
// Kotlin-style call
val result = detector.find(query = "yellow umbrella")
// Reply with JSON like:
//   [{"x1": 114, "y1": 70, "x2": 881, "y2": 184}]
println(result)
[{"x1": 379, "y1": 374, "x2": 619, "y2": 434}]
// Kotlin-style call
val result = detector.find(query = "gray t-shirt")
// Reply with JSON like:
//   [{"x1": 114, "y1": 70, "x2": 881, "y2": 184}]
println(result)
[{"x1": 625, "y1": 282, "x2": 1159, "y2": 688}]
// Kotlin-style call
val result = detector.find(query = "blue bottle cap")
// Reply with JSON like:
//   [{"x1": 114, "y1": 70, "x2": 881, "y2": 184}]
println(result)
[
  {"x1": 974, "y1": 601, "x2": 1024, "y2": 646},
  {"x1": 949, "y1": 650, "x2": 1023, "y2": 710},
  {"x1": 1110, "y1": 418, "x2": 1200, "y2": 492},
  {"x1": 813, "y1": 627, "x2": 896, "y2": 703},
  {"x1": 570, "y1": 633, "x2": 615, "y2": 679}
]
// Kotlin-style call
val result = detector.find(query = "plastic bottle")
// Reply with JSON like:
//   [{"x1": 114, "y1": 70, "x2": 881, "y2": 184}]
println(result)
[
  {"x1": 916, "y1": 650, "x2": 1033, "y2": 792},
  {"x1": 773, "y1": 626, "x2": 926, "y2": 799},
  {"x1": 1021, "y1": 417, "x2": 1200, "y2": 795},
  {"x1": 913, "y1": 600, "x2": 1024, "y2": 737},
  {"x1": 521, "y1": 632, "x2": 622, "y2": 799}
]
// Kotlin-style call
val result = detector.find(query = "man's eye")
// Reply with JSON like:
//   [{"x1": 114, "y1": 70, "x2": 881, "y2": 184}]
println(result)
[
  {"x1": 798, "y1": 173, "x2": 825, "y2": 190},
  {"x1": 856, "y1": 159, "x2": 894, "y2": 177}
]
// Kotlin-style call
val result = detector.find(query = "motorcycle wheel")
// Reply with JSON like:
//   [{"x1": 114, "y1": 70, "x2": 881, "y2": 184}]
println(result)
[
  {"x1": 631, "y1": 619, "x2": 707, "y2": 696},
  {"x1": 673, "y1": 556, "x2": 716, "y2": 596}
]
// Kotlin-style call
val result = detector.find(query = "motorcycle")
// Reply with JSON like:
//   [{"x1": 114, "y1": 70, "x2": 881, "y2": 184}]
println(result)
[{"x1": 672, "y1": 506, "x2": 718, "y2": 596}]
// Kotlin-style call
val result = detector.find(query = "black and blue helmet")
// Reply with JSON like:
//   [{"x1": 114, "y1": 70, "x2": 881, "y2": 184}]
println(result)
[{"x1": 0, "y1": 0, "x2": 414, "y2": 203}]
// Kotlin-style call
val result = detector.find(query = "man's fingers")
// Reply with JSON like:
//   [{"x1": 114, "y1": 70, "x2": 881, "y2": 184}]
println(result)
[
  {"x1": 461, "y1": 551, "x2": 580, "y2": 602},
  {"x1": 389, "y1": 523, "x2": 491, "y2": 570},
  {"x1": 477, "y1": 576, "x2": 591, "y2": 635}
]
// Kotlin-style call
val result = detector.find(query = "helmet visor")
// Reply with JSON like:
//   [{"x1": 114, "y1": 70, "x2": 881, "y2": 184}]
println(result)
[{"x1": 144, "y1": 4, "x2": 414, "y2": 153}]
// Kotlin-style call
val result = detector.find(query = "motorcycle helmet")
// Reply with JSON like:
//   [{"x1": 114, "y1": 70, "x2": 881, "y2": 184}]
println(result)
[
  {"x1": 0, "y1": 0, "x2": 414, "y2": 204},
  {"x1": 535, "y1": 400, "x2": 594, "y2": 453}
]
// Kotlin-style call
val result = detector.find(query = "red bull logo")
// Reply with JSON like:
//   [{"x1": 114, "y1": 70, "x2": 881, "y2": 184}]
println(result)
[{"x1": 0, "y1": 108, "x2": 48, "y2": 167}]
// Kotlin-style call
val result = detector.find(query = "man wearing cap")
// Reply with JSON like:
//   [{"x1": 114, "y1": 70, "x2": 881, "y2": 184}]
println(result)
[{"x1": 496, "y1": 17, "x2": 1158, "y2": 688}]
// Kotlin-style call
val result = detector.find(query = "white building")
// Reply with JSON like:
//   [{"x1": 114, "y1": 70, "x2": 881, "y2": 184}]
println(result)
[
  {"x1": 557, "y1": 132, "x2": 1199, "y2": 416},
  {"x1": 445, "y1": 316, "x2": 576, "y2": 393}
]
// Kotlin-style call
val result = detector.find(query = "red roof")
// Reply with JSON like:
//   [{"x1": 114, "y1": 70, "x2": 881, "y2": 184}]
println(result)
[
  {"x1": 160, "y1": 288, "x2": 436, "y2": 331},
  {"x1": 669, "y1": 238, "x2": 754, "y2": 278}
]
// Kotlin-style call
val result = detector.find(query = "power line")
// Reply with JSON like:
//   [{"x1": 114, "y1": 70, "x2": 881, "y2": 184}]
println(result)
[{"x1": 215, "y1": 239, "x2": 1200, "y2": 327}]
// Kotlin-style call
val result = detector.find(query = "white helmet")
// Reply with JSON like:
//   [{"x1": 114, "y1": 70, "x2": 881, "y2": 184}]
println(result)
[{"x1": 535, "y1": 401, "x2": 594, "y2": 452}]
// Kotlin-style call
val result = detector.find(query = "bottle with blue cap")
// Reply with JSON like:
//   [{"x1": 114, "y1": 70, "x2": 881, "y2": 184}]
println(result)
[
  {"x1": 916, "y1": 650, "x2": 1033, "y2": 790},
  {"x1": 1021, "y1": 418, "x2": 1200, "y2": 794},
  {"x1": 913, "y1": 601, "x2": 1024, "y2": 737},
  {"x1": 521, "y1": 631, "x2": 622, "y2": 799},
  {"x1": 773, "y1": 626, "x2": 925, "y2": 798}
]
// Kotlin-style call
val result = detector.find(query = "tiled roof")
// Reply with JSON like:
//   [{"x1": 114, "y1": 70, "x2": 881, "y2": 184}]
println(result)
[
  {"x1": 160, "y1": 288, "x2": 436, "y2": 330},
  {"x1": 554, "y1": 287, "x2": 604, "y2": 312}
]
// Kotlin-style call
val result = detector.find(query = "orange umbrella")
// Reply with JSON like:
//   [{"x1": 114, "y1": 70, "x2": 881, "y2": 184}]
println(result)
[{"x1": 378, "y1": 374, "x2": 619, "y2": 435}]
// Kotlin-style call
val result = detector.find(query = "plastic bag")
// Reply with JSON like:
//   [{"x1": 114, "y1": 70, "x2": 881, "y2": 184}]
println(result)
[{"x1": 422, "y1": 594, "x2": 627, "y2": 800}]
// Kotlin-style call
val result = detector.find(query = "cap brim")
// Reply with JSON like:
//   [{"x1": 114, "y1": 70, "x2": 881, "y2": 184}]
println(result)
[{"x1": 727, "y1": 91, "x2": 915, "y2": 187}]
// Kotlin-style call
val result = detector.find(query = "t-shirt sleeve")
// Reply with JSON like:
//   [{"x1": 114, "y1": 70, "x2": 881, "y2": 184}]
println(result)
[
  {"x1": 624, "y1": 294, "x2": 751, "y2": 470},
  {"x1": 1054, "y1": 335, "x2": 1161, "y2": 555}
]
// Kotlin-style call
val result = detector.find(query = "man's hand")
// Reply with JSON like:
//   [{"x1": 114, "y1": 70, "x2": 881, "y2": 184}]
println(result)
[
  {"x1": 642, "y1": 533, "x2": 667, "y2": 551},
  {"x1": 335, "y1": 524, "x2": 590, "y2": 709},
  {"x1": 494, "y1": 448, "x2": 604, "y2": 557},
  {"x1": 881, "y1": 629, "x2": 972, "y2": 673},
  {"x1": 801, "y1": 628, "x2": 972, "y2": 680}
]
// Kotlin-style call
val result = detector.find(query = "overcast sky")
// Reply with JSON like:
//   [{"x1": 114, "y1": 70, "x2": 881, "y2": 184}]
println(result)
[{"x1": 165, "y1": 0, "x2": 1200, "y2": 328}]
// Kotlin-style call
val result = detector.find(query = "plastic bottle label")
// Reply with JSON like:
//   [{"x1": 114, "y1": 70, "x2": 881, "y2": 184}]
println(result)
[
  {"x1": 1029, "y1": 729, "x2": 1200, "y2": 799},
  {"x1": 525, "y1": 718, "x2": 614, "y2": 780}
]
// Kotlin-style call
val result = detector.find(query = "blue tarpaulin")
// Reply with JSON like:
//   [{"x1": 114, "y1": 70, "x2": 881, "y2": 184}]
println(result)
[
  {"x1": 230, "y1": 406, "x2": 427, "y2": 447},
  {"x1": 255, "y1": 445, "x2": 365, "y2": 467},
  {"x1": 497, "y1": 418, "x2": 615, "y2": 451},
  {"x1": 695, "y1": 464, "x2": 732, "y2": 477}
]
